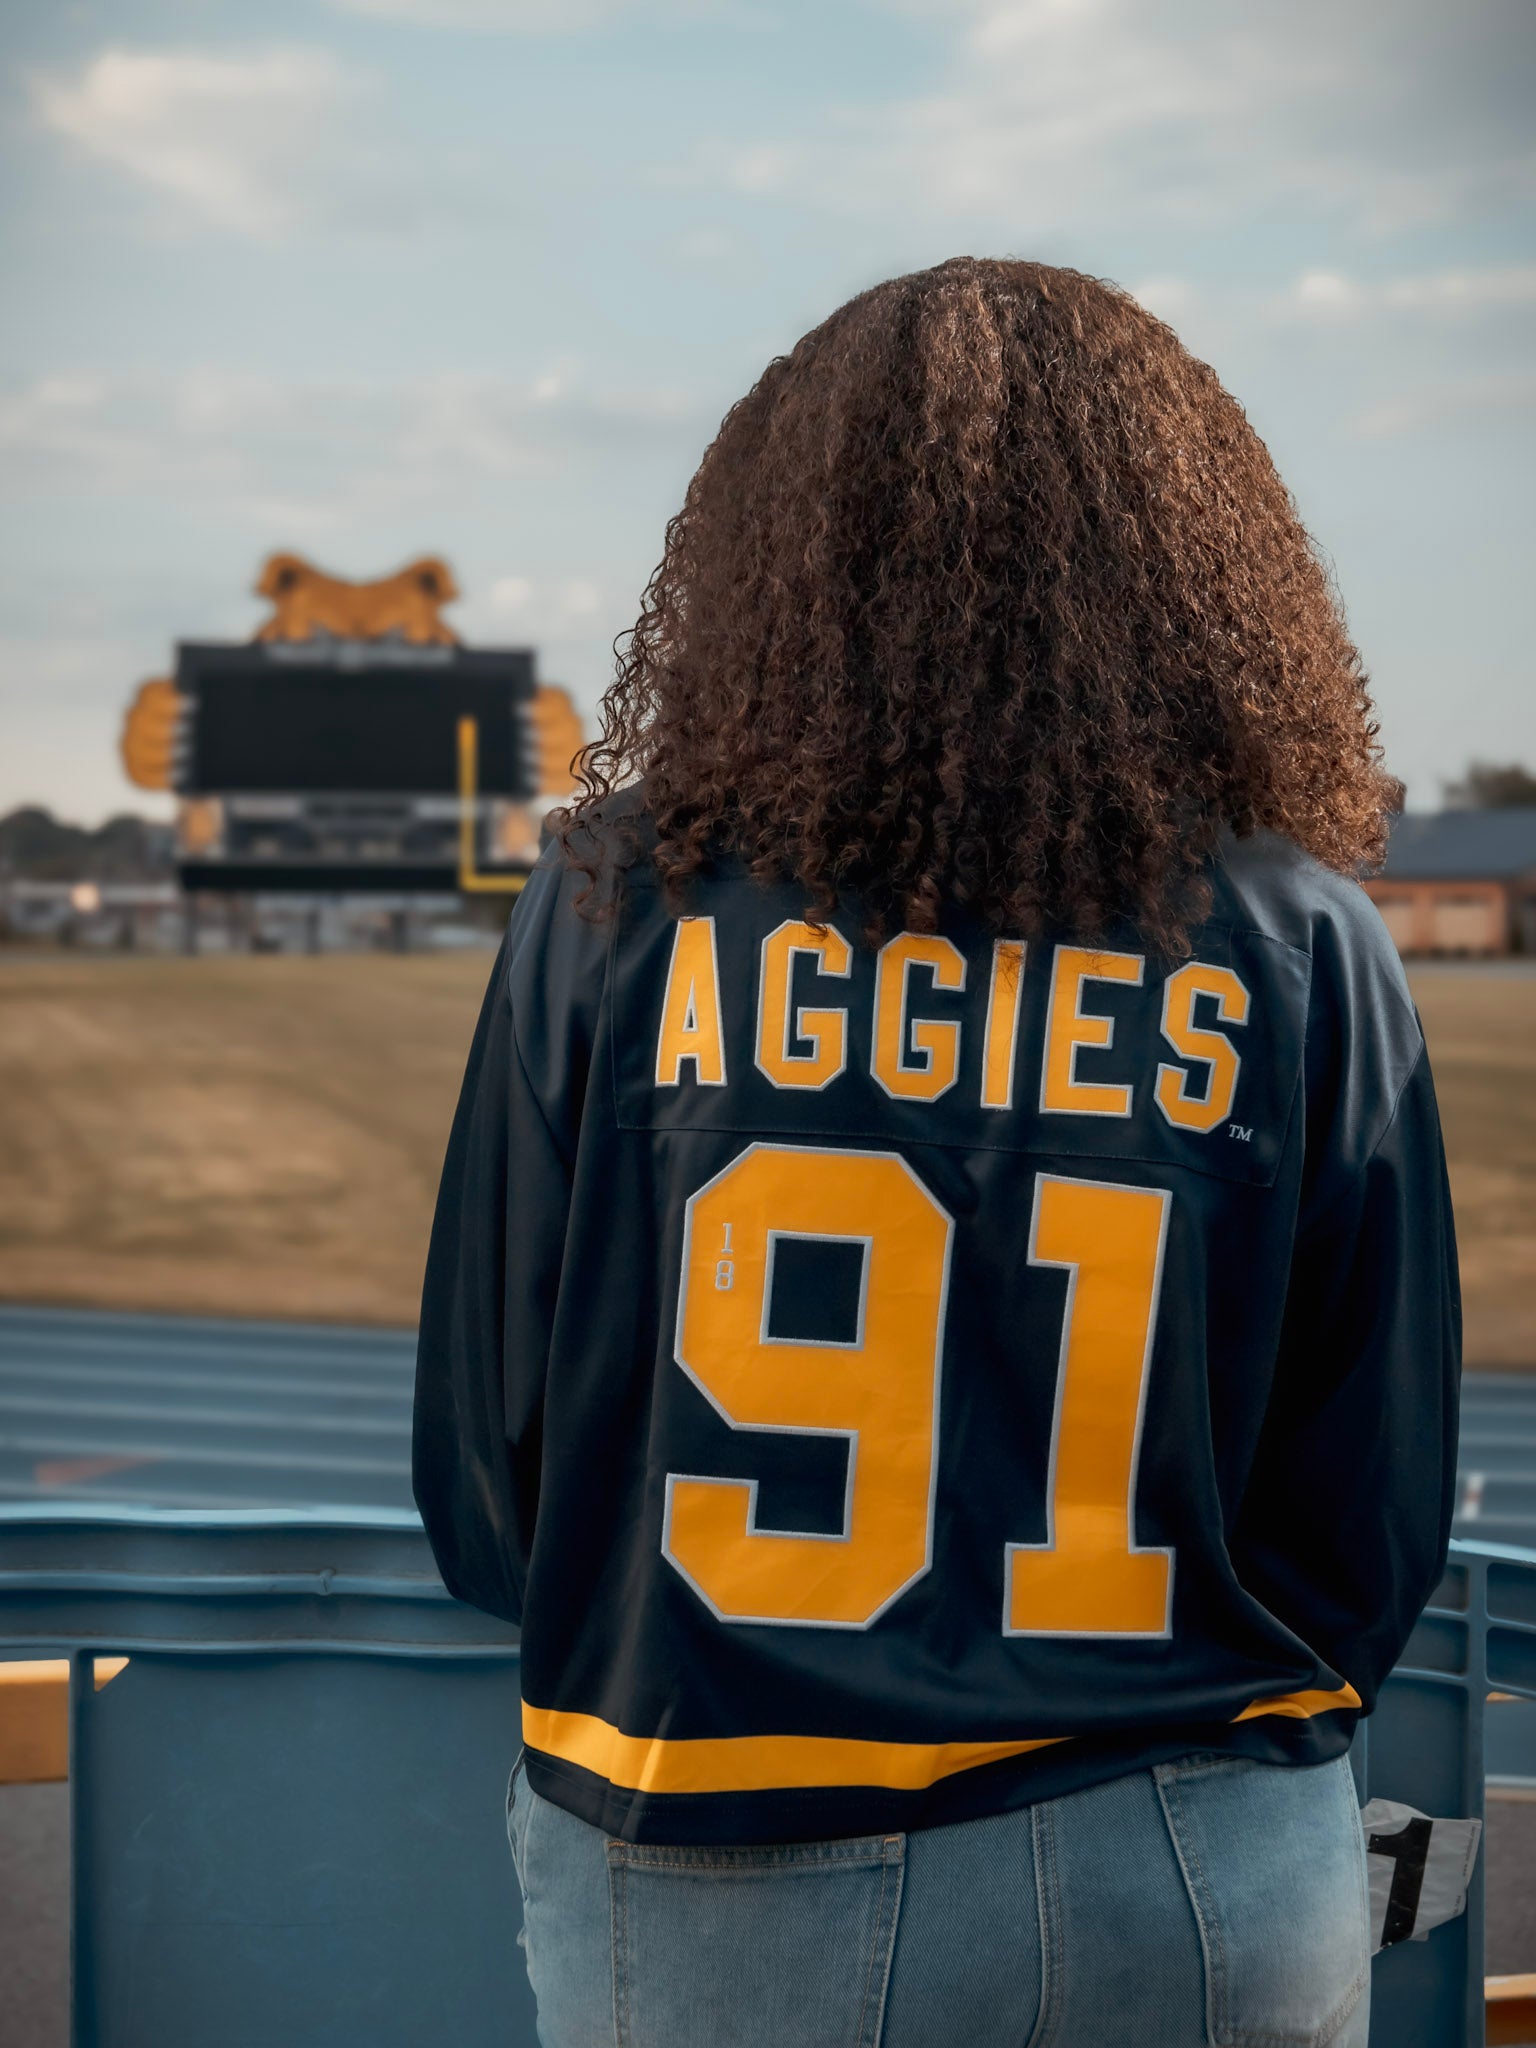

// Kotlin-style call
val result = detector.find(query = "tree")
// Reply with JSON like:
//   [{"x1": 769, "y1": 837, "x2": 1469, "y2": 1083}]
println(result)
[
  {"x1": 1442, "y1": 762, "x2": 1536, "y2": 810},
  {"x1": 0, "y1": 806, "x2": 174, "y2": 880}
]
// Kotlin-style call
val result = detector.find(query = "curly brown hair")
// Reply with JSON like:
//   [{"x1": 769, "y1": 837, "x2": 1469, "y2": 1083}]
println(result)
[{"x1": 557, "y1": 256, "x2": 1398, "y2": 953}]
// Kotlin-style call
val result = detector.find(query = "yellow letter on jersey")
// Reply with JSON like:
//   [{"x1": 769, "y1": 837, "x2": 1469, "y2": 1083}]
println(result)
[
  {"x1": 1154, "y1": 963, "x2": 1250, "y2": 1133},
  {"x1": 756, "y1": 920, "x2": 852, "y2": 1090},
  {"x1": 1006, "y1": 1175, "x2": 1173, "y2": 1636},
  {"x1": 665, "y1": 1143, "x2": 952, "y2": 1628},
  {"x1": 980, "y1": 940, "x2": 1027, "y2": 1110},
  {"x1": 1039, "y1": 947, "x2": 1144, "y2": 1117},
  {"x1": 872, "y1": 934, "x2": 966, "y2": 1101},
  {"x1": 656, "y1": 917, "x2": 727, "y2": 1087}
]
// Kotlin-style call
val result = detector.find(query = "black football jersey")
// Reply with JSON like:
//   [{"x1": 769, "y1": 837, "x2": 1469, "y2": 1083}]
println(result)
[{"x1": 413, "y1": 796, "x2": 1460, "y2": 1845}]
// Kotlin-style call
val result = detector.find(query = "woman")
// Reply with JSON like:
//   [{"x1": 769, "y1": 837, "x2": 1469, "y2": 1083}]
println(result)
[{"x1": 413, "y1": 257, "x2": 1460, "y2": 2048}]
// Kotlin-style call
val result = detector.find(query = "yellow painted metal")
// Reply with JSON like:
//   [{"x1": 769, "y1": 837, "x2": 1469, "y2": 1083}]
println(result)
[
  {"x1": 457, "y1": 717, "x2": 528, "y2": 896},
  {"x1": 176, "y1": 797, "x2": 224, "y2": 857},
  {"x1": 1486, "y1": 1975, "x2": 1536, "y2": 2044},
  {"x1": 119, "y1": 677, "x2": 181, "y2": 791},
  {"x1": 0, "y1": 1657, "x2": 129, "y2": 1783},
  {"x1": 254, "y1": 552, "x2": 459, "y2": 645},
  {"x1": 528, "y1": 684, "x2": 585, "y2": 797}
]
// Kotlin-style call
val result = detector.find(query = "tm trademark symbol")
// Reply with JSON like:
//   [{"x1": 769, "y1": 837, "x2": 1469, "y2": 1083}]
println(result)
[{"x1": 1228, "y1": 1124, "x2": 1253, "y2": 1142}]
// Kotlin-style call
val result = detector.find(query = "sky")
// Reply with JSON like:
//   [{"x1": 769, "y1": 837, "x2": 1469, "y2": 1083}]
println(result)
[{"x1": 1, "y1": 0, "x2": 1532, "y2": 822}]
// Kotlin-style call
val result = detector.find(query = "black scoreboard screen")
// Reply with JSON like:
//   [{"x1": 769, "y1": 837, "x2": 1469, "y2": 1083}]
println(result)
[
  {"x1": 171, "y1": 637, "x2": 543, "y2": 893},
  {"x1": 176, "y1": 640, "x2": 536, "y2": 797}
]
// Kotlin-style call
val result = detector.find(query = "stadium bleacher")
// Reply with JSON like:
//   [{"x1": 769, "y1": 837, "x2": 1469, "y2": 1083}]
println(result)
[{"x1": 0, "y1": 1306, "x2": 1531, "y2": 2046}]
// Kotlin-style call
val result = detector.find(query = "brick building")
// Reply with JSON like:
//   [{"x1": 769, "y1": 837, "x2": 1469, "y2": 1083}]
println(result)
[{"x1": 1364, "y1": 809, "x2": 1536, "y2": 957}]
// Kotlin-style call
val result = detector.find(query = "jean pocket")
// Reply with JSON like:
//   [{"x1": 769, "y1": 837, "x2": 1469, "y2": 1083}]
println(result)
[
  {"x1": 608, "y1": 1833, "x2": 906, "y2": 2048},
  {"x1": 1153, "y1": 1753, "x2": 1369, "y2": 2048}
]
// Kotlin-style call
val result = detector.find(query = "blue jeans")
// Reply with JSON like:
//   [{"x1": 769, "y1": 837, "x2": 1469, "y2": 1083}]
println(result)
[{"x1": 505, "y1": 1748, "x2": 1371, "y2": 2048}]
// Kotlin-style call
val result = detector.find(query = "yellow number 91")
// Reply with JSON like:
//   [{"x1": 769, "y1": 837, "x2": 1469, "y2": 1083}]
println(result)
[
  {"x1": 665, "y1": 1144, "x2": 951, "y2": 1628},
  {"x1": 664, "y1": 1141, "x2": 1175, "y2": 1640}
]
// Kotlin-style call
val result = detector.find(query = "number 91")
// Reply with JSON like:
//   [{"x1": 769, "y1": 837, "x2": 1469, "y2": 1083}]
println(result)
[{"x1": 662, "y1": 1142, "x2": 1174, "y2": 1639}]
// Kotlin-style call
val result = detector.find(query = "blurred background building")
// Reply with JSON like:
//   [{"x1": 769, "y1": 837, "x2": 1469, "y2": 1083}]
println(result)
[{"x1": 1367, "y1": 808, "x2": 1536, "y2": 958}]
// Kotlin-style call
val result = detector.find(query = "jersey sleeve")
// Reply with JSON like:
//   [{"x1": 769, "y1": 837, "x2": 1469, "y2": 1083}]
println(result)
[
  {"x1": 1232, "y1": 980, "x2": 1462, "y2": 1712},
  {"x1": 411, "y1": 846, "x2": 606, "y2": 1624}
]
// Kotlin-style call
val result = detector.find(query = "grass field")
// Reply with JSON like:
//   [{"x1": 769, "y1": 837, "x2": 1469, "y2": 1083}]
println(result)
[
  {"x1": 0, "y1": 950, "x2": 487, "y2": 1328},
  {"x1": 0, "y1": 949, "x2": 1530, "y2": 1361},
  {"x1": 1407, "y1": 967, "x2": 1536, "y2": 1367}
]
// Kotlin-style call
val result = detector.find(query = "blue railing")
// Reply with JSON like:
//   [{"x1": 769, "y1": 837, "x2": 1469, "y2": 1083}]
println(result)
[
  {"x1": 0, "y1": 1506, "x2": 1530, "y2": 2048},
  {"x1": 1360, "y1": 1538, "x2": 1536, "y2": 2046},
  {"x1": 0, "y1": 1505, "x2": 529, "y2": 2048}
]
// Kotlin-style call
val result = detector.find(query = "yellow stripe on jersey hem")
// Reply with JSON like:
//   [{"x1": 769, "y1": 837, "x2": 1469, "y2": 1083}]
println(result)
[
  {"x1": 1232, "y1": 1681, "x2": 1362, "y2": 1723},
  {"x1": 521, "y1": 1705, "x2": 1066, "y2": 1795},
  {"x1": 521, "y1": 1681, "x2": 1363, "y2": 1798}
]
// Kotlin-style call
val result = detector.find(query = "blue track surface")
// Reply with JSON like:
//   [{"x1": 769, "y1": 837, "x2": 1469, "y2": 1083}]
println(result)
[
  {"x1": 0, "y1": 1305, "x2": 1531, "y2": 1541},
  {"x1": 0, "y1": 1306, "x2": 415, "y2": 1512}
]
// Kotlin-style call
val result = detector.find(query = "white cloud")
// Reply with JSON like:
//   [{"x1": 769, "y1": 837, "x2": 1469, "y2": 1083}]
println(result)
[
  {"x1": 323, "y1": 0, "x2": 642, "y2": 25},
  {"x1": 555, "y1": 576, "x2": 603, "y2": 617},
  {"x1": 236, "y1": 496, "x2": 355, "y2": 540},
  {"x1": 1125, "y1": 276, "x2": 1194, "y2": 321},
  {"x1": 0, "y1": 633, "x2": 150, "y2": 709},
  {"x1": 686, "y1": 0, "x2": 1533, "y2": 239},
  {"x1": 1350, "y1": 368, "x2": 1536, "y2": 440},
  {"x1": 487, "y1": 574, "x2": 535, "y2": 613},
  {"x1": 31, "y1": 48, "x2": 358, "y2": 239},
  {"x1": 0, "y1": 377, "x2": 141, "y2": 472},
  {"x1": 460, "y1": 574, "x2": 628, "y2": 704},
  {"x1": 667, "y1": 226, "x2": 744, "y2": 272},
  {"x1": 0, "y1": 367, "x2": 712, "y2": 526},
  {"x1": 319, "y1": 0, "x2": 742, "y2": 27},
  {"x1": 1289, "y1": 263, "x2": 1536, "y2": 321},
  {"x1": 481, "y1": 573, "x2": 605, "y2": 625},
  {"x1": 1292, "y1": 271, "x2": 1358, "y2": 316}
]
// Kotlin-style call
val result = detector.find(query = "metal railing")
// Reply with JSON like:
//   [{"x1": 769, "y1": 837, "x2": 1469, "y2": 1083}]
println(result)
[
  {"x1": 0, "y1": 1505, "x2": 529, "y2": 2048},
  {"x1": 1359, "y1": 1538, "x2": 1536, "y2": 2046},
  {"x1": 0, "y1": 1506, "x2": 1531, "y2": 2048}
]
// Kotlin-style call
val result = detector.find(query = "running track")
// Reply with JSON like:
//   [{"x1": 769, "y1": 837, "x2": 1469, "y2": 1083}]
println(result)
[{"x1": 0, "y1": 1305, "x2": 1529, "y2": 1547}]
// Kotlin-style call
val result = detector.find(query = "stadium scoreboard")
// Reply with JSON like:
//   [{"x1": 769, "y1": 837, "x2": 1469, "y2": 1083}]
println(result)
[
  {"x1": 182, "y1": 641, "x2": 533, "y2": 796},
  {"x1": 119, "y1": 553, "x2": 586, "y2": 897},
  {"x1": 166, "y1": 638, "x2": 546, "y2": 894}
]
